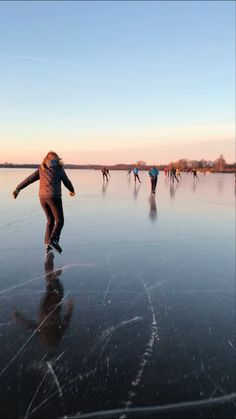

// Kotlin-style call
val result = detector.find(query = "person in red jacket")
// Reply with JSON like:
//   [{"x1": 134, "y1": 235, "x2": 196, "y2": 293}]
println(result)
[{"x1": 13, "y1": 151, "x2": 75, "y2": 254}]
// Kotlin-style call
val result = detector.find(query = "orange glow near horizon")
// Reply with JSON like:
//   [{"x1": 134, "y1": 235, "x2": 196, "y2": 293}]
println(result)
[
  {"x1": 1, "y1": 144, "x2": 235, "y2": 165},
  {"x1": 1, "y1": 125, "x2": 235, "y2": 165}
]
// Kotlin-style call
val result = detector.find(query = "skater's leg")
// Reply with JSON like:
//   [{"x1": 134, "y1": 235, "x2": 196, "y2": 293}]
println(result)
[
  {"x1": 48, "y1": 198, "x2": 64, "y2": 243},
  {"x1": 175, "y1": 175, "x2": 179, "y2": 183},
  {"x1": 153, "y1": 177, "x2": 157, "y2": 192},
  {"x1": 40, "y1": 199, "x2": 55, "y2": 244},
  {"x1": 151, "y1": 177, "x2": 156, "y2": 193}
]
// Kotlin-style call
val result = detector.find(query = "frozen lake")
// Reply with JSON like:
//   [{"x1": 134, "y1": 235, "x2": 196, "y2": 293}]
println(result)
[{"x1": 0, "y1": 169, "x2": 235, "y2": 418}]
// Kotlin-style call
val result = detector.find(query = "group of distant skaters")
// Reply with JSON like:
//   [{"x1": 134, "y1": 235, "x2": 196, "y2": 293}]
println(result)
[
  {"x1": 103, "y1": 166, "x2": 160, "y2": 194},
  {"x1": 103, "y1": 165, "x2": 199, "y2": 193},
  {"x1": 164, "y1": 166, "x2": 199, "y2": 182},
  {"x1": 13, "y1": 151, "x2": 201, "y2": 255}
]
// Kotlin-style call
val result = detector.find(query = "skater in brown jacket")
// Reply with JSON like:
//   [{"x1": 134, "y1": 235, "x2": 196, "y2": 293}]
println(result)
[{"x1": 13, "y1": 151, "x2": 75, "y2": 254}]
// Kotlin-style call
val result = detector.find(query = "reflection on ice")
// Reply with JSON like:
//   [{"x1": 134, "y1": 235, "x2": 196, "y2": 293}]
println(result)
[
  {"x1": 133, "y1": 183, "x2": 141, "y2": 200},
  {"x1": 149, "y1": 195, "x2": 158, "y2": 222},
  {"x1": 14, "y1": 253, "x2": 74, "y2": 350}
]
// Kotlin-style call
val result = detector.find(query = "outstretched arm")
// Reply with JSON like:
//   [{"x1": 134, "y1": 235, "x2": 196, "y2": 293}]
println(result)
[
  {"x1": 14, "y1": 310, "x2": 37, "y2": 331},
  {"x1": 13, "y1": 169, "x2": 40, "y2": 198},
  {"x1": 61, "y1": 169, "x2": 75, "y2": 195}
]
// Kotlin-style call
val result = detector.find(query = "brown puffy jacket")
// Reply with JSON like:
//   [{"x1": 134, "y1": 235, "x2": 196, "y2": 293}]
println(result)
[{"x1": 16, "y1": 164, "x2": 74, "y2": 198}]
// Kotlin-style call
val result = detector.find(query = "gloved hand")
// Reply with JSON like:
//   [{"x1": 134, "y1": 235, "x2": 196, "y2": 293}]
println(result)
[{"x1": 13, "y1": 189, "x2": 20, "y2": 199}]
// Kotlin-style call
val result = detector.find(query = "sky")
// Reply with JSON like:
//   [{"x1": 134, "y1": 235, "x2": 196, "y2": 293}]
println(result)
[{"x1": 0, "y1": 0, "x2": 235, "y2": 165}]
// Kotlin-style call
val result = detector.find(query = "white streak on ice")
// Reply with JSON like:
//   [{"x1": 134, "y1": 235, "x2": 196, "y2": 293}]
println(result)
[
  {"x1": 64, "y1": 393, "x2": 236, "y2": 418},
  {"x1": 228, "y1": 340, "x2": 236, "y2": 351},
  {"x1": 124, "y1": 276, "x2": 159, "y2": 408},
  {"x1": 103, "y1": 274, "x2": 115, "y2": 305},
  {"x1": 24, "y1": 369, "x2": 49, "y2": 419},
  {"x1": 90, "y1": 316, "x2": 143, "y2": 381},
  {"x1": 24, "y1": 352, "x2": 65, "y2": 418},
  {"x1": 0, "y1": 263, "x2": 93, "y2": 297},
  {"x1": 47, "y1": 361, "x2": 63, "y2": 397}
]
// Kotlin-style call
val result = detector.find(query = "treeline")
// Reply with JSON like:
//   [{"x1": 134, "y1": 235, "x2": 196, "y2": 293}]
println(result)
[
  {"x1": 167, "y1": 155, "x2": 236, "y2": 172},
  {"x1": 1, "y1": 154, "x2": 235, "y2": 172},
  {"x1": 0, "y1": 163, "x2": 152, "y2": 170}
]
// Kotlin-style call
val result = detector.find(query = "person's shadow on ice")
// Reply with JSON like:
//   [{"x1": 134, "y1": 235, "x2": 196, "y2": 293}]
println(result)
[{"x1": 14, "y1": 253, "x2": 74, "y2": 350}]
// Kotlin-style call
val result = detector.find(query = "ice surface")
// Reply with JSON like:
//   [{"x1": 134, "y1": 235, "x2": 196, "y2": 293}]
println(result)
[{"x1": 0, "y1": 169, "x2": 235, "y2": 418}]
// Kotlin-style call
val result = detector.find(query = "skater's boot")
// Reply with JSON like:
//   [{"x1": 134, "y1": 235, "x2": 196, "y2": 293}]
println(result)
[
  {"x1": 50, "y1": 240, "x2": 62, "y2": 254},
  {"x1": 45, "y1": 243, "x2": 53, "y2": 254}
]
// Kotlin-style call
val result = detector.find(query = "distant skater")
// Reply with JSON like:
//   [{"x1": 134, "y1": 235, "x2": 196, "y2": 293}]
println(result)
[
  {"x1": 13, "y1": 151, "x2": 75, "y2": 254},
  {"x1": 102, "y1": 167, "x2": 109, "y2": 181},
  {"x1": 133, "y1": 167, "x2": 141, "y2": 183},
  {"x1": 170, "y1": 167, "x2": 179, "y2": 183},
  {"x1": 149, "y1": 166, "x2": 159, "y2": 194},
  {"x1": 176, "y1": 168, "x2": 182, "y2": 180},
  {"x1": 164, "y1": 167, "x2": 169, "y2": 177},
  {"x1": 192, "y1": 168, "x2": 199, "y2": 180}
]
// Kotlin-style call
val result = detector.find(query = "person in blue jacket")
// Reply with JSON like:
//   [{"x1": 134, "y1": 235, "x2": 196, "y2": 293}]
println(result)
[
  {"x1": 133, "y1": 167, "x2": 141, "y2": 183},
  {"x1": 149, "y1": 166, "x2": 159, "y2": 194}
]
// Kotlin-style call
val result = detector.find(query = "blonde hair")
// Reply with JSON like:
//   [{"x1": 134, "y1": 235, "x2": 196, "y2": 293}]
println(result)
[{"x1": 41, "y1": 151, "x2": 63, "y2": 169}]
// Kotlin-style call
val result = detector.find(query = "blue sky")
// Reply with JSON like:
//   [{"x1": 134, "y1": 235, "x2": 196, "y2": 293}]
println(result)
[{"x1": 0, "y1": 1, "x2": 235, "y2": 164}]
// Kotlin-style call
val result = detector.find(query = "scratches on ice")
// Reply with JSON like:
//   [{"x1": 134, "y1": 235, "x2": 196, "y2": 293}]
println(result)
[
  {"x1": 88, "y1": 316, "x2": 143, "y2": 358},
  {"x1": 0, "y1": 263, "x2": 93, "y2": 297},
  {"x1": 91, "y1": 316, "x2": 143, "y2": 377},
  {"x1": 65, "y1": 393, "x2": 236, "y2": 418},
  {"x1": 103, "y1": 274, "x2": 115, "y2": 306},
  {"x1": 24, "y1": 368, "x2": 50, "y2": 419},
  {"x1": 228, "y1": 340, "x2": 236, "y2": 351},
  {"x1": 124, "y1": 275, "x2": 159, "y2": 408},
  {"x1": 46, "y1": 361, "x2": 63, "y2": 398},
  {"x1": 24, "y1": 352, "x2": 65, "y2": 419}
]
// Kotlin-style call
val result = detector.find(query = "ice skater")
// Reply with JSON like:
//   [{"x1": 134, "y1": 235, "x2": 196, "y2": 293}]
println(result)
[
  {"x1": 164, "y1": 167, "x2": 169, "y2": 177},
  {"x1": 176, "y1": 168, "x2": 182, "y2": 180},
  {"x1": 133, "y1": 167, "x2": 141, "y2": 183},
  {"x1": 14, "y1": 252, "x2": 74, "y2": 349},
  {"x1": 170, "y1": 167, "x2": 179, "y2": 183},
  {"x1": 148, "y1": 166, "x2": 159, "y2": 194},
  {"x1": 192, "y1": 168, "x2": 199, "y2": 180},
  {"x1": 101, "y1": 167, "x2": 109, "y2": 181},
  {"x1": 13, "y1": 151, "x2": 75, "y2": 254}
]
